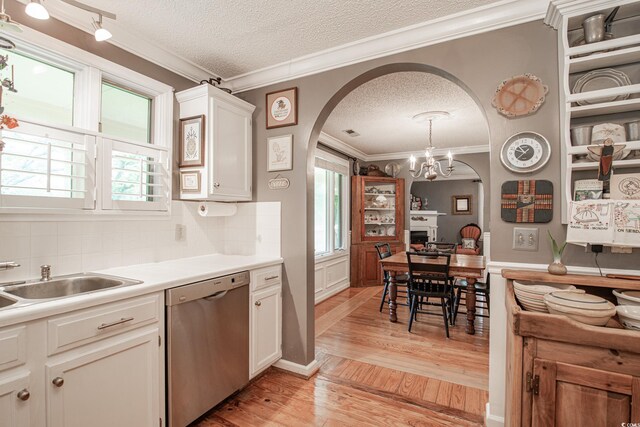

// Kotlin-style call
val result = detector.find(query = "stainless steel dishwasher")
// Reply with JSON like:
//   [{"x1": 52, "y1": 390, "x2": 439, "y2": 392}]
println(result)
[{"x1": 166, "y1": 271, "x2": 250, "y2": 427}]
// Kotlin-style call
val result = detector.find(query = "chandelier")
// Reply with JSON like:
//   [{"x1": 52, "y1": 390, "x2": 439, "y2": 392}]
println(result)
[{"x1": 409, "y1": 111, "x2": 454, "y2": 181}]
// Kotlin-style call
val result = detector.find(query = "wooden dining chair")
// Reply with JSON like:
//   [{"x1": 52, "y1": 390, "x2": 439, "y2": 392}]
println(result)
[
  {"x1": 406, "y1": 251, "x2": 455, "y2": 338},
  {"x1": 375, "y1": 243, "x2": 409, "y2": 312},
  {"x1": 453, "y1": 274, "x2": 490, "y2": 323}
]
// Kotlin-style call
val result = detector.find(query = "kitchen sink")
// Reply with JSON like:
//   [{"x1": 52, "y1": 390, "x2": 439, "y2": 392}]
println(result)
[
  {"x1": 0, "y1": 294, "x2": 17, "y2": 308},
  {"x1": 2, "y1": 274, "x2": 142, "y2": 300}
]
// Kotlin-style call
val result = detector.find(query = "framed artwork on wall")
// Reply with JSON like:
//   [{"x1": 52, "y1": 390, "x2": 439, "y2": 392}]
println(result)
[
  {"x1": 267, "y1": 135, "x2": 293, "y2": 172},
  {"x1": 501, "y1": 180, "x2": 553, "y2": 223},
  {"x1": 179, "y1": 115, "x2": 205, "y2": 167},
  {"x1": 180, "y1": 170, "x2": 201, "y2": 193},
  {"x1": 266, "y1": 87, "x2": 298, "y2": 129},
  {"x1": 452, "y1": 195, "x2": 472, "y2": 215}
]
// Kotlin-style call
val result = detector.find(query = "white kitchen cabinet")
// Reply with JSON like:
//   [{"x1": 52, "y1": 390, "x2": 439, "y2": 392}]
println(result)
[
  {"x1": 0, "y1": 372, "x2": 30, "y2": 427},
  {"x1": 249, "y1": 266, "x2": 282, "y2": 378},
  {"x1": 0, "y1": 293, "x2": 164, "y2": 427},
  {"x1": 176, "y1": 85, "x2": 255, "y2": 201},
  {"x1": 46, "y1": 329, "x2": 159, "y2": 427}
]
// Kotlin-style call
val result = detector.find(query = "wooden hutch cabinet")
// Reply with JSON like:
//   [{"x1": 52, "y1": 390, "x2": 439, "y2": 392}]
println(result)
[
  {"x1": 504, "y1": 270, "x2": 640, "y2": 427},
  {"x1": 350, "y1": 176, "x2": 405, "y2": 287}
]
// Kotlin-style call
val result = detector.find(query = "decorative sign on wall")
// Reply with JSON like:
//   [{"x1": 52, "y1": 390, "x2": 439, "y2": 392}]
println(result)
[
  {"x1": 267, "y1": 134, "x2": 293, "y2": 172},
  {"x1": 268, "y1": 174, "x2": 290, "y2": 190},
  {"x1": 501, "y1": 180, "x2": 553, "y2": 223},
  {"x1": 266, "y1": 87, "x2": 298, "y2": 129}
]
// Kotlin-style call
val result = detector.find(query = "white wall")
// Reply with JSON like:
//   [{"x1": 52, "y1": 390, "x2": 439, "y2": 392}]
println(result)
[{"x1": 0, "y1": 201, "x2": 281, "y2": 283}]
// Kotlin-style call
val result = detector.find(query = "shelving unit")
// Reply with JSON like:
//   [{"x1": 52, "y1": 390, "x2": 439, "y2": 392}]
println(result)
[{"x1": 548, "y1": 0, "x2": 640, "y2": 223}]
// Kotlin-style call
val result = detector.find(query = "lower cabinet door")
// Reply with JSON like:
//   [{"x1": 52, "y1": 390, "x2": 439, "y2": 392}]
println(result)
[
  {"x1": 46, "y1": 329, "x2": 160, "y2": 427},
  {"x1": 531, "y1": 358, "x2": 639, "y2": 427},
  {"x1": 250, "y1": 286, "x2": 282, "y2": 378},
  {"x1": 0, "y1": 371, "x2": 30, "y2": 427}
]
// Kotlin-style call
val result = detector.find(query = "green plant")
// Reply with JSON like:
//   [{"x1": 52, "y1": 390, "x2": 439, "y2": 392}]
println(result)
[{"x1": 548, "y1": 231, "x2": 567, "y2": 263}]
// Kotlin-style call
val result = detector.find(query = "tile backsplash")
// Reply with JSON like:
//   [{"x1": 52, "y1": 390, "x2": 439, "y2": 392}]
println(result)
[{"x1": 0, "y1": 201, "x2": 281, "y2": 282}]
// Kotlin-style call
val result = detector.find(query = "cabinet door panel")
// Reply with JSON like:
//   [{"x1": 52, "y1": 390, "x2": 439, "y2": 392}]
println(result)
[
  {"x1": 0, "y1": 372, "x2": 30, "y2": 427},
  {"x1": 46, "y1": 329, "x2": 159, "y2": 427},
  {"x1": 251, "y1": 286, "x2": 282, "y2": 377},
  {"x1": 556, "y1": 382, "x2": 629, "y2": 427},
  {"x1": 211, "y1": 100, "x2": 251, "y2": 200}
]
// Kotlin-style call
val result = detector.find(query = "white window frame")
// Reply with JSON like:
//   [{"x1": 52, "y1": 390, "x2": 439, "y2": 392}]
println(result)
[
  {"x1": 0, "y1": 25, "x2": 173, "y2": 218},
  {"x1": 314, "y1": 150, "x2": 350, "y2": 260}
]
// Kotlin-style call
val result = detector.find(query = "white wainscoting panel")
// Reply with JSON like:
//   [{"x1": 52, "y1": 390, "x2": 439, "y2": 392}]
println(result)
[{"x1": 314, "y1": 253, "x2": 350, "y2": 304}]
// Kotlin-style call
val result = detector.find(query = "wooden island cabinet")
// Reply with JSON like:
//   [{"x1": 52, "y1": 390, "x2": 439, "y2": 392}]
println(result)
[
  {"x1": 503, "y1": 269, "x2": 640, "y2": 427},
  {"x1": 350, "y1": 176, "x2": 404, "y2": 287}
]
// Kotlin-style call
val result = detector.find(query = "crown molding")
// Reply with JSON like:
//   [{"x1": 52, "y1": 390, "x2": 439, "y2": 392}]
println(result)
[
  {"x1": 21, "y1": 0, "x2": 216, "y2": 83},
  {"x1": 318, "y1": 132, "x2": 489, "y2": 162},
  {"x1": 226, "y1": 0, "x2": 549, "y2": 93},
  {"x1": 544, "y1": 0, "x2": 636, "y2": 29}
]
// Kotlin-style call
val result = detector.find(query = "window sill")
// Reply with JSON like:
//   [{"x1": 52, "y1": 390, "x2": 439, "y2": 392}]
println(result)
[
  {"x1": 0, "y1": 208, "x2": 171, "y2": 221},
  {"x1": 315, "y1": 250, "x2": 349, "y2": 263}
]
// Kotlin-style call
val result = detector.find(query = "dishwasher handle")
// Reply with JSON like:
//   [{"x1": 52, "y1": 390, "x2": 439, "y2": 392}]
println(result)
[{"x1": 203, "y1": 290, "x2": 228, "y2": 301}]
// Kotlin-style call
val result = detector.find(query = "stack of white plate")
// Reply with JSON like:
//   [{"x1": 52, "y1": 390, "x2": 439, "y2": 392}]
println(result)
[
  {"x1": 513, "y1": 281, "x2": 579, "y2": 313},
  {"x1": 616, "y1": 306, "x2": 640, "y2": 331},
  {"x1": 613, "y1": 289, "x2": 640, "y2": 306},
  {"x1": 544, "y1": 292, "x2": 616, "y2": 326}
]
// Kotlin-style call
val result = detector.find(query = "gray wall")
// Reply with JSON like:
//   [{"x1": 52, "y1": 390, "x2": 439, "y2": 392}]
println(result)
[
  {"x1": 411, "y1": 180, "x2": 480, "y2": 244},
  {"x1": 237, "y1": 20, "x2": 640, "y2": 366}
]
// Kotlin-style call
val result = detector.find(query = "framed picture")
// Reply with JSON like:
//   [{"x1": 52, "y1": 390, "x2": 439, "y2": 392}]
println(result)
[
  {"x1": 267, "y1": 135, "x2": 293, "y2": 172},
  {"x1": 179, "y1": 115, "x2": 205, "y2": 167},
  {"x1": 266, "y1": 87, "x2": 298, "y2": 129},
  {"x1": 452, "y1": 195, "x2": 472, "y2": 215},
  {"x1": 180, "y1": 171, "x2": 201, "y2": 193}
]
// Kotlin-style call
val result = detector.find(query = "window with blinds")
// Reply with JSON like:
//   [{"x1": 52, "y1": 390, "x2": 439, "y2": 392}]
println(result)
[
  {"x1": 102, "y1": 138, "x2": 168, "y2": 211},
  {"x1": 0, "y1": 123, "x2": 95, "y2": 209}
]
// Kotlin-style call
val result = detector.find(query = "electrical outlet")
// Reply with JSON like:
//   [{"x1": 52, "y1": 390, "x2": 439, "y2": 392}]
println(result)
[
  {"x1": 513, "y1": 227, "x2": 539, "y2": 251},
  {"x1": 175, "y1": 224, "x2": 186, "y2": 242}
]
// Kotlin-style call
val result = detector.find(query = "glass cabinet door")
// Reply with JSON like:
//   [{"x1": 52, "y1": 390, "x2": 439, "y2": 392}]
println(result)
[{"x1": 363, "y1": 180, "x2": 396, "y2": 239}]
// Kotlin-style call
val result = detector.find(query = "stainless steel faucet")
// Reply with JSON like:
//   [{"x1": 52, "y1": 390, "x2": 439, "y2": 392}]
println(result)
[
  {"x1": 40, "y1": 265, "x2": 51, "y2": 281},
  {"x1": 0, "y1": 261, "x2": 20, "y2": 271}
]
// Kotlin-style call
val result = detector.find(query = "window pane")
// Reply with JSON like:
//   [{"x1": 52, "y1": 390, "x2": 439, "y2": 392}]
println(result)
[
  {"x1": 101, "y1": 82, "x2": 151, "y2": 144},
  {"x1": 333, "y1": 172, "x2": 343, "y2": 250},
  {"x1": 111, "y1": 151, "x2": 158, "y2": 202},
  {"x1": 4, "y1": 51, "x2": 74, "y2": 126},
  {"x1": 314, "y1": 167, "x2": 328, "y2": 254}
]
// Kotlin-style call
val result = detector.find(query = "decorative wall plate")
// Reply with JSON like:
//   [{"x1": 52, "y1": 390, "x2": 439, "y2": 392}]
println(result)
[
  {"x1": 492, "y1": 74, "x2": 548, "y2": 118},
  {"x1": 572, "y1": 68, "x2": 631, "y2": 105},
  {"x1": 501, "y1": 180, "x2": 553, "y2": 223},
  {"x1": 500, "y1": 132, "x2": 551, "y2": 173}
]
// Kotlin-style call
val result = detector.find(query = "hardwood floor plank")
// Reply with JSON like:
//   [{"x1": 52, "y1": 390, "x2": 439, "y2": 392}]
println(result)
[
  {"x1": 450, "y1": 383, "x2": 467, "y2": 411},
  {"x1": 315, "y1": 286, "x2": 381, "y2": 337},
  {"x1": 436, "y1": 380, "x2": 453, "y2": 407},
  {"x1": 423, "y1": 378, "x2": 442, "y2": 403}
]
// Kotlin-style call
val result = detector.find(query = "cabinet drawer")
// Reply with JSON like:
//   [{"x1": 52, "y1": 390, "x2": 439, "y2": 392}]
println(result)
[
  {"x1": 0, "y1": 326, "x2": 26, "y2": 372},
  {"x1": 251, "y1": 265, "x2": 282, "y2": 291},
  {"x1": 47, "y1": 294, "x2": 160, "y2": 356}
]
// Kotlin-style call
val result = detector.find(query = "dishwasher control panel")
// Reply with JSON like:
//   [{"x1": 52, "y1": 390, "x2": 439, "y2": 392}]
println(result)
[{"x1": 165, "y1": 271, "x2": 250, "y2": 306}]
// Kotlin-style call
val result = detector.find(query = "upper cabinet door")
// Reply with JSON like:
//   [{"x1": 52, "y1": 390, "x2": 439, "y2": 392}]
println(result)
[{"x1": 210, "y1": 99, "x2": 252, "y2": 201}]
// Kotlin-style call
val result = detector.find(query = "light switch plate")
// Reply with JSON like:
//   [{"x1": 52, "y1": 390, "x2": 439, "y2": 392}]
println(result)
[
  {"x1": 175, "y1": 224, "x2": 186, "y2": 241},
  {"x1": 513, "y1": 227, "x2": 539, "y2": 251}
]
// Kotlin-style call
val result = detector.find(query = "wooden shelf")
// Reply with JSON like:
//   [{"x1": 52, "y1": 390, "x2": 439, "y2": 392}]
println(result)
[
  {"x1": 364, "y1": 222, "x2": 395, "y2": 226},
  {"x1": 567, "y1": 140, "x2": 640, "y2": 155},
  {"x1": 567, "y1": 83, "x2": 640, "y2": 104},
  {"x1": 567, "y1": 34, "x2": 640, "y2": 58},
  {"x1": 570, "y1": 97, "x2": 640, "y2": 118},
  {"x1": 502, "y1": 269, "x2": 640, "y2": 290},
  {"x1": 364, "y1": 192, "x2": 395, "y2": 196},
  {"x1": 569, "y1": 158, "x2": 640, "y2": 170},
  {"x1": 364, "y1": 208, "x2": 395, "y2": 211},
  {"x1": 569, "y1": 45, "x2": 640, "y2": 74}
]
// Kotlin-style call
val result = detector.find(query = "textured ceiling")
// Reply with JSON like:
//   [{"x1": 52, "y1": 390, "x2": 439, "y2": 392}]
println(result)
[
  {"x1": 72, "y1": 0, "x2": 500, "y2": 78},
  {"x1": 322, "y1": 72, "x2": 489, "y2": 155}
]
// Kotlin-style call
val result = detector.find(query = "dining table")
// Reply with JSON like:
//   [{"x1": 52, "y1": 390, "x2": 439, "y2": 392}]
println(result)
[{"x1": 379, "y1": 252, "x2": 486, "y2": 335}]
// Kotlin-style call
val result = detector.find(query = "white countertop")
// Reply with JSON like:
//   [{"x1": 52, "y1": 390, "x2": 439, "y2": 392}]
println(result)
[{"x1": 0, "y1": 254, "x2": 283, "y2": 327}]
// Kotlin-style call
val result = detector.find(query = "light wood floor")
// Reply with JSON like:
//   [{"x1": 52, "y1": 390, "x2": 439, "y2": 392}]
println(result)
[{"x1": 196, "y1": 285, "x2": 489, "y2": 426}]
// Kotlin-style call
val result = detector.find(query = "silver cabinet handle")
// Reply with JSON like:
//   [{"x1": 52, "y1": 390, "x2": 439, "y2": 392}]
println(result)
[
  {"x1": 97, "y1": 317, "x2": 134, "y2": 330},
  {"x1": 52, "y1": 377, "x2": 64, "y2": 387},
  {"x1": 213, "y1": 182, "x2": 220, "y2": 189},
  {"x1": 265, "y1": 275, "x2": 279, "y2": 281},
  {"x1": 255, "y1": 300, "x2": 262, "y2": 306},
  {"x1": 17, "y1": 389, "x2": 30, "y2": 401}
]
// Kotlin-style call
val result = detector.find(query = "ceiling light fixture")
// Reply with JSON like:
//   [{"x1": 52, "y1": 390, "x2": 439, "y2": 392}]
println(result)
[
  {"x1": 0, "y1": 0, "x2": 23, "y2": 33},
  {"x1": 92, "y1": 15, "x2": 111, "y2": 41},
  {"x1": 25, "y1": 0, "x2": 49, "y2": 20},
  {"x1": 409, "y1": 111, "x2": 454, "y2": 181}
]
